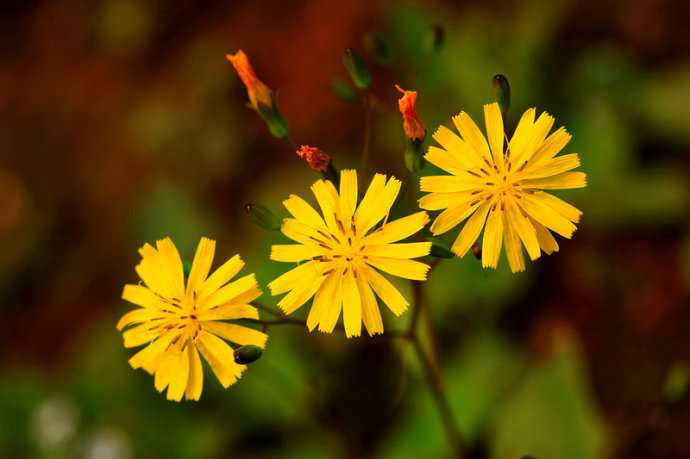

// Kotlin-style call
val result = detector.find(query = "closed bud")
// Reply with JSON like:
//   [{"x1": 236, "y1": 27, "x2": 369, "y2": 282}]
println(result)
[
  {"x1": 472, "y1": 242, "x2": 482, "y2": 260},
  {"x1": 343, "y1": 48, "x2": 372, "y2": 89},
  {"x1": 404, "y1": 139, "x2": 425, "y2": 173},
  {"x1": 234, "y1": 345, "x2": 263, "y2": 364},
  {"x1": 395, "y1": 85, "x2": 426, "y2": 142},
  {"x1": 492, "y1": 74, "x2": 511, "y2": 115},
  {"x1": 330, "y1": 77, "x2": 357, "y2": 102},
  {"x1": 296, "y1": 145, "x2": 331, "y2": 173},
  {"x1": 429, "y1": 239, "x2": 454, "y2": 259},
  {"x1": 226, "y1": 50, "x2": 273, "y2": 111},
  {"x1": 244, "y1": 203, "x2": 281, "y2": 231}
]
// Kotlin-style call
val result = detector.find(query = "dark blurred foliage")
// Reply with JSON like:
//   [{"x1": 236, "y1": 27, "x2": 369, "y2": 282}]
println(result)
[{"x1": 1, "y1": 0, "x2": 690, "y2": 458}]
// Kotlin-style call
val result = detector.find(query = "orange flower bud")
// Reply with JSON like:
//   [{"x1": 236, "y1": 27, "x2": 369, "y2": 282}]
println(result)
[
  {"x1": 395, "y1": 84, "x2": 426, "y2": 141},
  {"x1": 226, "y1": 50, "x2": 273, "y2": 110},
  {"x1": 296, "y1": 146, "x2": 331, "y2": 173}
]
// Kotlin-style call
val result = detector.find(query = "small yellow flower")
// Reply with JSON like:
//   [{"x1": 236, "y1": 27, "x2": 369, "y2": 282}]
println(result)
[
  {"x1": 420, "y1": 102, "x2": 587, "y2": 272},
  {"x1": 226, "y1": 50, "x2": 273, "y2": 111},
  {"x1": 117, "y1": 237, "x2": 266, "y2": 401},
  {"x1": 268, "y1": 170, "x2": 431, "y2": 337}
]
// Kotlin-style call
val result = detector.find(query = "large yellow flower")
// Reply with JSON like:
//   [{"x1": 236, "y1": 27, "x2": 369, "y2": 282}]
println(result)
[
  {"x1": 420, "y1": 102, "x2": 587, "y2": 272},
  {"x1": 117, "y1": 237, "x2": 266, "y2": 401},
  {"x1": 268, "y1": 170, "x2": 431, "y2": 337}
]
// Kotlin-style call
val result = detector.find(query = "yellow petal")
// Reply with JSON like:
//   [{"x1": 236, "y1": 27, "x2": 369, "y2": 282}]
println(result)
[
  {"x1": 116, "y1": 308, "x2": 167, "y2": 331},
  {"x1": 356, "y1": 271, "x2": 383, "y2": 336},
  {"x1": 156, "y1": 238, "x2": 185, "y2": 300},
  {"x1": 366, "y1": 257, "x2": 430, "y2": 281},
  {"x1": 533, "y1": 191, "x2": 582, "y2": 223},
  {"x1": 276, "y1": 273, "x2": 326, "y2": 314},
  {"x1": 307, "y1": 269, "x2": 339, "y2": 331},
  {"x1": 167, "y1": 347, "x2": 190, "y2": 402},
  {"x1": 196, "y1": 330, "x2": 245, "y2": 388},
  {"x1": 136, "y1": 243, "x2": 172, "y2": 297},
  {"x1": 432, "y1": 125, "x2": 481, "y2": 169},
  {"x1": 359, "y1": 264, "x2": 408, "y2": 316},
  {"x1": 451, "y1": 112, "x2": 492, "y2": 164},
  {"x1": 199, "y1": 304, "x2": 259, "y2": 321},
  {"x1": 354, "y1": 173, "x2": 387, "y2": 233},
  {"x1": 364, "y1": 211, "x2": 429, "y2": 245},
  {"x1": 521, "y1": 171, "x2": 587, "y2": 190},
  {"x1": 342, "y1": 268, "x2": 362, "y2": 338},
  {"x1": 451, "y1": 200, "x2": 491, "y2": 257},
  {"x1": 339, "y1": 169, "x2": 358, "y2": 225},
  {"x1": 425, "y1": 145, "x2": 466, "y2": 175},
  {"x1": 419, "y1": 191, "x2": 472, "y2": 211},
  {"x1": 430, "y1": 199, "x2": 480, "y2": 235},
  {"x1": 507, "y1": 108, "x2": 536, "y2": 165},
  {"x1": 198, "y1": 274, "x2": 258, "y2": 310},
  {"x1": 521, "y1": 153, "x2": 581, "y2": 180},
  {"x1": 362, "y1": 242, "x2": 431, "y2": 259},
  {"x1": 355, "y1": 175, "x2": 401, "y2": 236},
  {"x1": 128, "y1": 329, "x2": 180, "y2": 372},
  {"x1": 483, "y1": 102, "x2": 505, "y2": 170},
  {"x1": 197, "y1": 255, "x2": 244, "y2": 299},
  {"x1": 121, "y1": 284, "x2": 163, "y2": 309},
  {"x1": 531, "y1": 218, "x2": 559, "y2": 254},
  {"x1": 527, "y1": 126, "x2": 571, "y2": 167},
  {"x1": 311, "y1": 179, "x2": 340, "y2": 234},
  {"x1": 506, "y1": 197, "x2": 541, "y2": 261},
  {"x1": 481, "y1": 207, "x2": 504, "y2": 268},
  {"x1": 154, "y1": 351, "x2": 175, "y2": 392},
  {"x1": 184, "y1": 343, "x2": 203, "y2": 401},
  {"x1": 186, "y1": 237, "x2": 215, "y2": 298},
  {"x1": 283, "y1": 194, "x2": 327, "y2": 230},
  {"x1": 202, "y1": 322, "x2": 268, "y2": 348},
  {"x1": 503, "y1": 216, "x2": 525, "y2": 273},
  {"x1": 318, "y1": 269, "x2": 343, "y2": 333},
  {"x1": 270, "y1": 244, "x2": 324, "y2": 262},
  {"x1": 420, "y1": 175, "x2": 484, "y2": 193},
  {"x1": 123, "y1": 323, "x2": 161, "y2": 348},
  {"x1": 518, "y1": 194, "x2": 576, "y2": 239},
  {"x1": 268, "y1": 260, "x2": 325, "y2": 295}
]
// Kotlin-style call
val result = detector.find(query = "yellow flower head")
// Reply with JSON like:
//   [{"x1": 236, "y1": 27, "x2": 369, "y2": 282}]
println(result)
[
  {"x1": 117, "y1": 237, "x2": 266, "y2": 401},
  {"x1": 420, "y1": 102, "x2": 587, "y2": 273},
  {"x1": 268, "y1": 170, "x2": 431, "y2": 337},
  {"x1": 226, "y1": 50, "x2": 273, "y2": 111}
]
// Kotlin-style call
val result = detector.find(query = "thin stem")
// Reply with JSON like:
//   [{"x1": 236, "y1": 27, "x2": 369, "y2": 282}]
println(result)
[
  {"x1": 359, "y1": 93, "x2": 373, "y2": 174},
  {"x1": 411, "y1": 335, "x2": 464, "y2": 458},
  {"x1": 408, "y1": 262, "x2": 466, "y2": 458}
]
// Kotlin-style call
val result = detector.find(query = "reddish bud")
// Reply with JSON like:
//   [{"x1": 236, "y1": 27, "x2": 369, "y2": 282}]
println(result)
[
  {"x1": 296, "y1": 146, "x2": 331, "y2": 173},
  {"x1": 226, "y1": 50, "x2": 273, "y2": 110},
  {"x1": 395, "y1": 84, "x2": 426, "y2": 141}
]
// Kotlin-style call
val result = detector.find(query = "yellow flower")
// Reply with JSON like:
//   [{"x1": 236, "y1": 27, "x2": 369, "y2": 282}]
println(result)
[
  {"x1": 420, "y1": 102, "x2": 587, "y2": 273},
  {"x1": 117, "y1": 237, "x2": 266, "y2": 401},
  {"x1": 268, "y1": 170, "x2": 431, "y2": 337}
]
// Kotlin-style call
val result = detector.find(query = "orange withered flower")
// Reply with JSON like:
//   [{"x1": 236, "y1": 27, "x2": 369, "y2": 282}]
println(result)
[
  {"x1": 296, "y1": 145, "x2": 331, "y2": 173},
  {"x1": 395, "y1": 84, "x2": 426, "y2": 141},
  {"x1": 226, "y1": 50, "x2": 273, "y2": 111}
]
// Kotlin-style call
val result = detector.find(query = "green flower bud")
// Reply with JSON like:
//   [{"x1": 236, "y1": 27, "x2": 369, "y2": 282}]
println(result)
[
  {"x1": 343, "y1": 48, "x2": 372, "y2": 89},
  {"x1": 233, "y1": 345, "x2": 263, "y2": 364},
  {"x1": 492, "y1": 74, "x2": 511, "y2": 115},
  {"x1": 330, "y1": 77, "x2": 357, "y2": 103},
  {"x1": 428, "y1": 239, "x2": 454, "y2": 259},
  {"x1": 244, "y1": 203, "x2": 281, "y2": 231}
]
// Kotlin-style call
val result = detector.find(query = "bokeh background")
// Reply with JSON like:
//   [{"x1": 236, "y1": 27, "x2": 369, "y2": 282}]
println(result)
[{"x1": 2, "y1": 0, "x2": 690, "y2": 458}]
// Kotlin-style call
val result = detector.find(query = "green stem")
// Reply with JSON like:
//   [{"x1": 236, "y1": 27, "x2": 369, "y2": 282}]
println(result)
[{"x1": 409, "y1": 272, "x2": 466, "y2": 458}]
